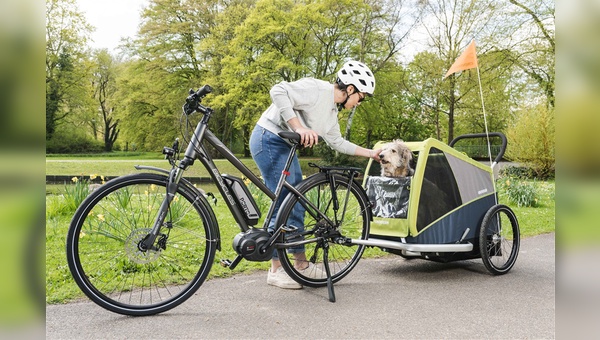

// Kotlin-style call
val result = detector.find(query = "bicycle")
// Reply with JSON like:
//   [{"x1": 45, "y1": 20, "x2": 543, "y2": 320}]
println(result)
[{"x1": 66, "y1": 85, "x2": 373, "y2": 316}]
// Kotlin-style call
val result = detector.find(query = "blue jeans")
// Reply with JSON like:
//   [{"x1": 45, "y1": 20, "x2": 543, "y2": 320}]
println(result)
[{"x1": 249, "y1": 125, "x2": 305, "y2": 258}]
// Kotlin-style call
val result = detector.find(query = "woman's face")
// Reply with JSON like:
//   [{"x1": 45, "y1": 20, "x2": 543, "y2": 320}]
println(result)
[{"x1": 343, "y1": 86, "x2": 366, "y2": 110}]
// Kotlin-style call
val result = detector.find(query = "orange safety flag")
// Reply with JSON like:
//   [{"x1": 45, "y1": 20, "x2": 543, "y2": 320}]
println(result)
[{"x1": 444, "y1": 40, "x2": 478, "y2": 79}]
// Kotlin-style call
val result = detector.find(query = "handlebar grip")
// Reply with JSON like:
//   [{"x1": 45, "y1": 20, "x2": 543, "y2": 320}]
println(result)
[
  {"x1": 196, "y1": 85, "x2": 212, "y2": 98},
  {"x1": 183, "y1": 85, "x2": 213, "y2": 115}
]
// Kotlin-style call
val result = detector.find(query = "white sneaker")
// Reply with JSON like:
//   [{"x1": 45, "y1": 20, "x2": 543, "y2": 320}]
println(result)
[
  {"x1": 267, "y1": 267, "x2": 302, "y2": 289},
  {"x1": 297, "y1": 262, "x2": 327, "y2": 280}
]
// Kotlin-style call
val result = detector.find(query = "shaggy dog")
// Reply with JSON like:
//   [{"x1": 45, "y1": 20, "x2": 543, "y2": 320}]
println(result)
[{"x1": 378, "y1": 139, "x2": 414, "y2": 177}]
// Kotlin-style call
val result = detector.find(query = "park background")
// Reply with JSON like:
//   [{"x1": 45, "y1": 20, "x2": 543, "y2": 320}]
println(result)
[
  {"x1": 46, "y1": 0, "x2": 554, "y2": 181},
  {"x1": 43, "y1": 0, "x2": 559, "y2": 321},
  {"x1": 8, "y1": 0, "x2": 600, "y2": 338}
]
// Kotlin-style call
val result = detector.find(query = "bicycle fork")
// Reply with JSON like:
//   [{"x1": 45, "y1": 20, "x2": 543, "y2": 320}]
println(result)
[{"x1": 138, "y1": 167, "x2": 185, "y2": 252}]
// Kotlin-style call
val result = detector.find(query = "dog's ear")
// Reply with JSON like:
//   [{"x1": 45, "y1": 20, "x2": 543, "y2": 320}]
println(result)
[{"x1": 403, "y1": 148, "x2": 412, "y2": 161}]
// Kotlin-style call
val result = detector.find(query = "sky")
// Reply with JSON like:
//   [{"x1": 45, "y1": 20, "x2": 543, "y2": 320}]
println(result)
[{"x1": 76, "y1": 0, "x2": 149, "y2": 50}]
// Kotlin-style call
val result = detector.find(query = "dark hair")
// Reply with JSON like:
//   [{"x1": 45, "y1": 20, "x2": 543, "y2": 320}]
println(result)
[
  {"x1": 335, "y1": 78, "x2": 348, "y2": 91},
  {"x1": 335, "y1": 78, "x2": 351, "y2": 92}
]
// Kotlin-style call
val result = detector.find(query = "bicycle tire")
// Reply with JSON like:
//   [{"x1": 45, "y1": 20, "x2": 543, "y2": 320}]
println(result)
[
  {"x1": 275, "y1": 172, "x2": 370, "y2": 287},
  {"x1": 479, "y1": 204, "x2": 520, "y2": 275},
  {"x1": 66, "y1": 173, "x2": 218, "y2": 316}
]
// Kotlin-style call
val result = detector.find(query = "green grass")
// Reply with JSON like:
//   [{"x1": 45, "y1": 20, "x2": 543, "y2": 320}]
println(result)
[
  {"x1": 46, "y1": 185, "x2": 267, "y2": 304},
  {"x1": 46, "y1": 157, "x2": 257, "y2": 179},
  {"x1": 500, "y1": 180, "x2": 555, "y2": 237},
  {"x1": 46, "y1": 156, "x2": 321, "y2": 182},
  {"x1": 46, "y1": 151, "x2": 162, "y2": 159},
  {"x1": 45, "y1": 155, "x2": 555, "y2": 304}
]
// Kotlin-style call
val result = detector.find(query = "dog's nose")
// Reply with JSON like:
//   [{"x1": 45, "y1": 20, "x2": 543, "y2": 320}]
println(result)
[{"x1": 378, "y1": 154, "x2": 384, "y2": 159}]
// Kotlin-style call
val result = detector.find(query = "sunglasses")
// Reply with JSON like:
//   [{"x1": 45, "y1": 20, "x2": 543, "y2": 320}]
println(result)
[{"x1": 355, "y1": 92, "x2": 366, "y2": 103}]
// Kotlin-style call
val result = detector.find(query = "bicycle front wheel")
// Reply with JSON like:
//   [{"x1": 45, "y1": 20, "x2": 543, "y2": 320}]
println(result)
[
  {"x1": 66, "y1": 173, "x2": 217, "y2": 316},
  {"x1": 275, "y1": 172, "x2": 370, "y2": 287}
]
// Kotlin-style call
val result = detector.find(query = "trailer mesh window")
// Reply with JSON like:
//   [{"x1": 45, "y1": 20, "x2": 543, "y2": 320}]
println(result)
[{"x1": 416, "y1": 147, "x2": 461, "y2": 231}]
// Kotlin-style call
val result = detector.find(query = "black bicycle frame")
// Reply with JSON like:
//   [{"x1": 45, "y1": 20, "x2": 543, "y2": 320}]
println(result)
[{"x1": 175, "y1": 115, "x2": 338, "y2": 236}]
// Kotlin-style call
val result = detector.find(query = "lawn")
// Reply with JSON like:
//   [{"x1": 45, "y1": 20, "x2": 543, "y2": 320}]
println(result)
[{"x1": 45, "y1": 155, "x2": 555, "y2": 304}]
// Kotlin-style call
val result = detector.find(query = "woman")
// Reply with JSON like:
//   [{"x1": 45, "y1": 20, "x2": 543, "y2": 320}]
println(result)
[{"x1": 249, "y1": 60, "x2": 381, "y2": 289}]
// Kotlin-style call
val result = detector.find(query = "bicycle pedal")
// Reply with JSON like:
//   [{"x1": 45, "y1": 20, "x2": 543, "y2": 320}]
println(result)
[{"x1": 219, "y1": 259, "x2": 232, "y2": 267}]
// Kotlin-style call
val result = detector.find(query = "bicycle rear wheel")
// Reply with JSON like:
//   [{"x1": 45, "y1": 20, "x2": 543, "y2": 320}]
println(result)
[
  {"x1": 66, "y1": 173, "x2": 217, "y2": 316},
  {"x1": 275, "y1": 172, "x2": 370, "y2": 287}
]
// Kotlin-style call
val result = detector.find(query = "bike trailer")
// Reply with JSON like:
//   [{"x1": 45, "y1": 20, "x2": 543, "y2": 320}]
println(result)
[{"x1": 361, "y1": 136, "x2": 498, "y2": 260}]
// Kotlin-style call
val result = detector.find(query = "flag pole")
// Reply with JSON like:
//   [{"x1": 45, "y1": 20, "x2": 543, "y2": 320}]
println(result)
[
  {"x1": 475, "y1": 66, "x2": 494, "y2": 170},
  {"x1": 445, "y1": 40, "x2": 497, "y2": 201},
  {"x1": 475, "y1": 64, "x2": 499, "y2": 206}
]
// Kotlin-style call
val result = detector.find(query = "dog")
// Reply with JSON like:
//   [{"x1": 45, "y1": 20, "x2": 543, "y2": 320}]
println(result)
[{"x1": 378, "y1": 139, "x2": 414, "y2": 177}]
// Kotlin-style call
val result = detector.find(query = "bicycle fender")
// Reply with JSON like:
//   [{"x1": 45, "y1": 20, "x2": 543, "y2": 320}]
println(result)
[{"x1": 178, "y1": 177, "x2": 222, "y2": 251}]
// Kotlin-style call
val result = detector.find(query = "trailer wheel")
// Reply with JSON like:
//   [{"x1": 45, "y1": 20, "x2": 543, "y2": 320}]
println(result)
[{"x1": 479, "y1": 204, "x2": 520, "y2": 275}]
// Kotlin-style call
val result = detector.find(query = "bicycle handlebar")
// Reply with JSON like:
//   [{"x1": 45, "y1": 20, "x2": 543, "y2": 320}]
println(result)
[{"x1": 183, "y1": 85, "x2": 213, "y2": 115}]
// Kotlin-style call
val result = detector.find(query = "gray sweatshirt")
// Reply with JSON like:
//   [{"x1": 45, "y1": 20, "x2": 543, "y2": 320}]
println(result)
[{"x1": 257, "y1": 78, "x2": 358, "y2": 155}]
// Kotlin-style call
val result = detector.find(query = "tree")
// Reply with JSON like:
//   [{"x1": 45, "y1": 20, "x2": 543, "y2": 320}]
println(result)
[
  {"x1": 91, "y1": 49, "x2": 120, "y2": 151},
  {"x1": 45, "y1": 0, "x2": 92, "y2": 139},
  {"x1": 503, "y1": 0, "x2": 554, "y2": 108},
  {"x1": 505, "y1": 104, "x2": 554, "y2": 178},
  {"x1": 215, "y1": 0, "x2": 424, "y2": 156},
  {"x1": 343, "y1": 0, "x2": 425, "y2": 142},
  {"x1": 419, "y1": 0, "x2": 508, "y2": 143},
  {"x1": 117, "y1": 0, "x2": 221, "y2": 151}
]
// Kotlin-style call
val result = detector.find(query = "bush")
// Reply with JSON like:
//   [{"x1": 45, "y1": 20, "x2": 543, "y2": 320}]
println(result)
[
  {"x1": 46, "y1": 129, "x2": 104, "y2": 154},
  {"x1": 497, "y1": 176, "x2": 540, "y2": 207},
  {"x1": 505, "y1": 104, "x2": 555, "y2": 179},
  {"x1": 500, "y1": 165, "x2": 537, "y2": 180}
]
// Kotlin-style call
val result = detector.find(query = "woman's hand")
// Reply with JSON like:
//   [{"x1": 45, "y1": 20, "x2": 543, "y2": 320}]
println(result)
[
  {"x1": 369, "y1": 148, "x2": 382, "y2": 162},
  {"x1": 295, "y1": 126, "x2": 319, "y2": 147}
]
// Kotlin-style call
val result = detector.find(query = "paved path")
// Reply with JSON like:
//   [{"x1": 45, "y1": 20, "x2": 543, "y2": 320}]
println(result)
[{"x1": 47, "y1": 233, "x2": 555, "y2": 339}]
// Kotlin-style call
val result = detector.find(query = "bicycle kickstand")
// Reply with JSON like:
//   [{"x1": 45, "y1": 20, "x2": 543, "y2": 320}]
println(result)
[{"x1": 322, "y1": 241, "x2": 336, "y2": 303}]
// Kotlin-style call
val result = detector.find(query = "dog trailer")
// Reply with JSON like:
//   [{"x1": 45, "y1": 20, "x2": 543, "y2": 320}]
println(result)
[{"x1": 356, "y1": 133, "x2": 520, "y2": 274}]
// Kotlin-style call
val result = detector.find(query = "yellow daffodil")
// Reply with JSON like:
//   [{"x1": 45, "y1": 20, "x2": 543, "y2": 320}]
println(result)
[{"x1": 72, "y1": 177, "x2": 78, "y2": 183}]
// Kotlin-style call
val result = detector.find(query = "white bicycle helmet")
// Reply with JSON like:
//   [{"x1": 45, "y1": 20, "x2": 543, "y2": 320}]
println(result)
[{"x1": 336, "y1": 60, "x2": 376, "y2": 96}]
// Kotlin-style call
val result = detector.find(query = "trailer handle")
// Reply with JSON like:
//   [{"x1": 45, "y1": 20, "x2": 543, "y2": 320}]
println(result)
[{"x1": 449, "y1": 132, "x2": 507, "y2": 165}]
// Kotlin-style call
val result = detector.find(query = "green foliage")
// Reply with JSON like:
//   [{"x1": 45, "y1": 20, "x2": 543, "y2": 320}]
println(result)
[
  {"x1": 45, "y1": 0, "x2": 555, "y2": 159},
  {"x1": 314, "y1": 143, "x2": 370, "y2": 168},
  {"x1": 497, "y1": 177, "x2": 539, "y2": 207},
  {"x1": 245, "y1": 179, "x2": 271, "y2": 213},
  {"x1": 506, "y1": 180, "x2": 555, "y2": 237},
  {"x1": 500, "y1": 164, "x2": 537, "y2": 180},
  {"x1": 62, "y1": 176, "x2": 91, "y2": 212},
  {"x1": 46, "y1": 0, "x2": 94, "y2": 139},
  {"x1": 505, "y1": 104, "x2": 555, "y2": 178},
  {"x1": 46, "y1": 128, "x2": 104, "y2": 154}
]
